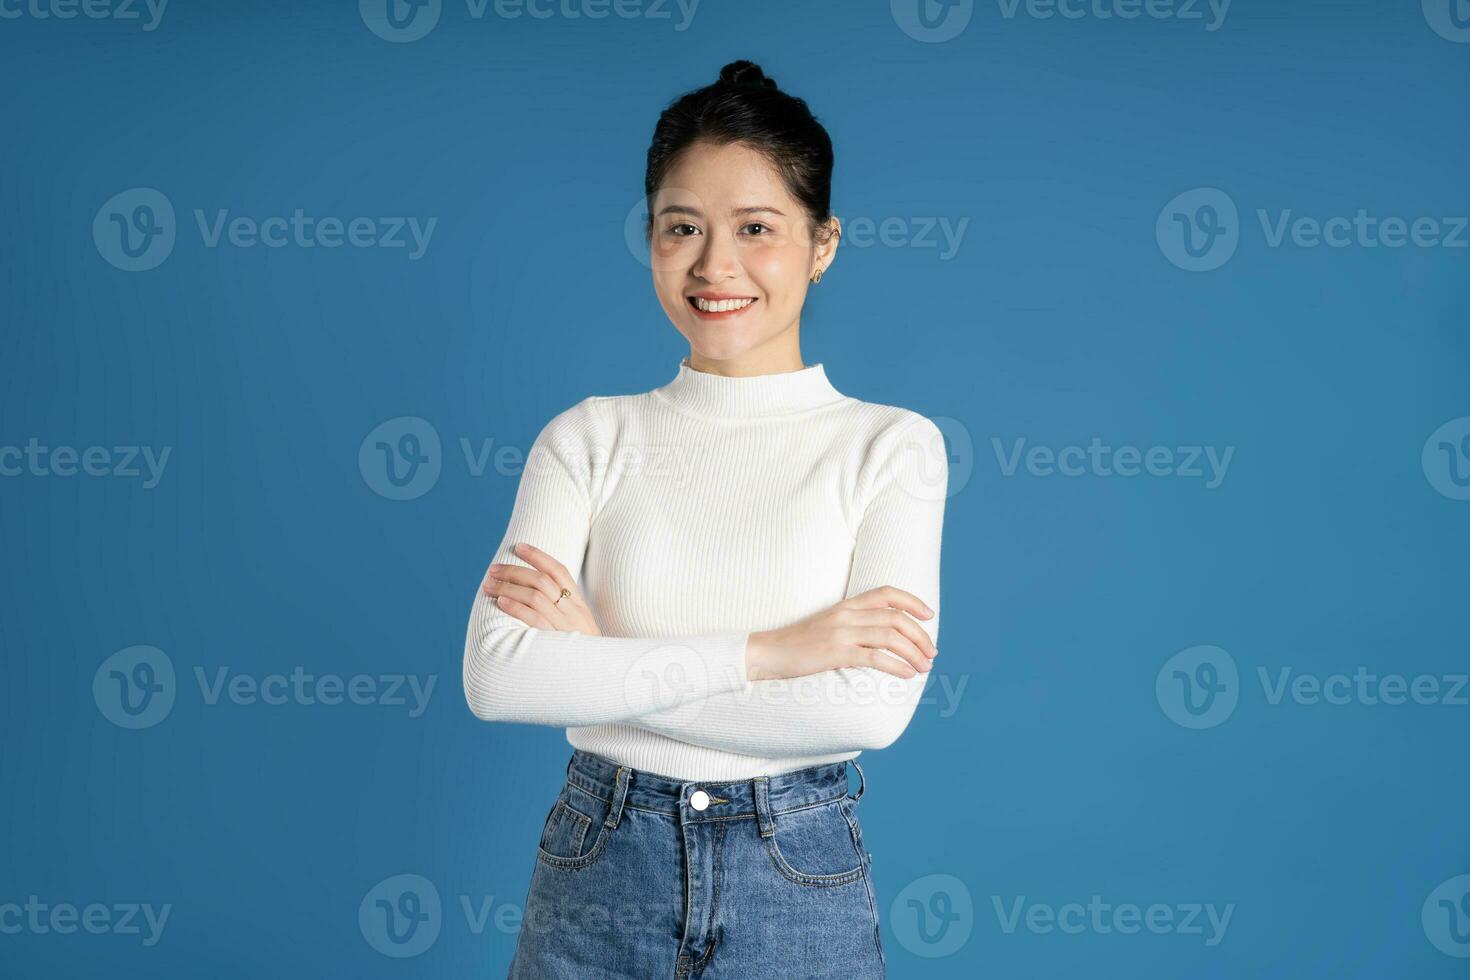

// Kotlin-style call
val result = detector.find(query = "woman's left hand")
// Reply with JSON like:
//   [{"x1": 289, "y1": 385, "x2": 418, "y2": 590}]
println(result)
[{"x1": 481, "y1": 542, "x2": 603, "y2": 636}]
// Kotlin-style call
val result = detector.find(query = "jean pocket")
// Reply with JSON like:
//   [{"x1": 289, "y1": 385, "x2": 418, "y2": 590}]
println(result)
[
  {"x1": 762, "y1": 796, "x2": 866, "y2": 887},
  {"x1": 536, "y1": 781, "x2": 614, "y2": 871}
]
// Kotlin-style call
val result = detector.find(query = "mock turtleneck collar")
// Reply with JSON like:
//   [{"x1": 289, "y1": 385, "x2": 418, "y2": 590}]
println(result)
[{"x1": 652, "y1": 356, "x2": 847, "y2": 419}]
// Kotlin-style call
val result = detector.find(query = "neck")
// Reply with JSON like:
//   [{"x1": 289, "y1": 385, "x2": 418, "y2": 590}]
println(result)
[
  {"x1": 685, "y1": 327, "x2": 805, "y2": 378},
  {"x1": 653, "y1": 355, "x2": 847, "y2": 419}
]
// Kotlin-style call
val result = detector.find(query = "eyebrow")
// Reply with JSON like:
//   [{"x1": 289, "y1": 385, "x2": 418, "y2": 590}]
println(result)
[{"x1": 655, "y1": 205, "x2": 786, "y2": 219}]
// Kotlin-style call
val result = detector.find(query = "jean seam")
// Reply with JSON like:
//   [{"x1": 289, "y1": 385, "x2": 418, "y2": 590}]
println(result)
[
  {"x1": 761, "y1": 799, "x2": 866, "y2": 887},
  {"x1": 568, "y1": 777, "x2": 848, "y2": 819}
]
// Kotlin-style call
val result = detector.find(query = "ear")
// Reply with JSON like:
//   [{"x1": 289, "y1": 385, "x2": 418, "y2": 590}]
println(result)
[{"x1": 814, "y1": 215, "x2": 842, "y2": 275}]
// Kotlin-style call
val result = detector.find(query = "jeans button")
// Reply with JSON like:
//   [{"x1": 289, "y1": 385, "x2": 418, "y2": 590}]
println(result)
[{"x1": 689, "y1": 789, "x2": 710, "y2": 811}]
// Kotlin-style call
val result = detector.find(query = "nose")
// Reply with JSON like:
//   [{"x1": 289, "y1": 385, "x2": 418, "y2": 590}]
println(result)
[{"x1": 691, "y1": 226, "x2": 741, "y2": 283}]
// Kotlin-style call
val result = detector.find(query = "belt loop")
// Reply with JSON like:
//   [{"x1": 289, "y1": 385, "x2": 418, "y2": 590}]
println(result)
[
  {"x1": 607, "y1": 766, "x2": 631, "y2": 828},
  {"x1": 753, "y1": 775, "x2": 775, "y2": 839},
  {"x1": 847, "y1": 759, "x2": 866, "y2": 802}
]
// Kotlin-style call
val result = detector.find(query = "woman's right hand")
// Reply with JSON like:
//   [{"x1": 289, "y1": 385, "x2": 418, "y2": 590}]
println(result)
[{"x1": 744, "y1": 587, "x2": 938, "y2": 681}]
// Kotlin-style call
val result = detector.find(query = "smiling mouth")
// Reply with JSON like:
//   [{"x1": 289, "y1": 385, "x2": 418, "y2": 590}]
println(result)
[{"x1": 688, "y1": 296, "x2": 758, "y2": 314}]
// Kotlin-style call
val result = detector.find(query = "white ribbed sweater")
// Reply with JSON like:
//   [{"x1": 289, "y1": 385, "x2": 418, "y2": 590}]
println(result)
[{"x1": 463, "y1": 356, "x2": 947, "y2": 781}]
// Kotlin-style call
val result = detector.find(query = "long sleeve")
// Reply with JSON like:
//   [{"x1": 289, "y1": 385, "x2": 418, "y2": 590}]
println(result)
[
  {"x1": 462, "y1": 398, "x2": 753, "y2": 727},
  {"x1": 623, "y1": 413, "x2": 947, "y2": 757}
]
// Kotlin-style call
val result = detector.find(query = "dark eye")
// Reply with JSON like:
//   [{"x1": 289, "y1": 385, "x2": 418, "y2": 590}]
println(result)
[
  {"x1": 669, "y1": 223, "x2": 699, "y2": 237},
  {"x1": 743, "y1": 223, "x2": 770, "y2": 235}
]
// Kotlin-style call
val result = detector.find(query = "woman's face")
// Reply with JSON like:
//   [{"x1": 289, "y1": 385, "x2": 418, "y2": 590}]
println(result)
[{"x1": 649, "y1": 141, "x2": 838, "y2": 364}]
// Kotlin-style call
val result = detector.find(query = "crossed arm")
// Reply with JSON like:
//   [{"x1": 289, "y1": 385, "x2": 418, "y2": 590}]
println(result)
[{"x1": 462, "y1": 398, "x2": 947, "y2": 757}]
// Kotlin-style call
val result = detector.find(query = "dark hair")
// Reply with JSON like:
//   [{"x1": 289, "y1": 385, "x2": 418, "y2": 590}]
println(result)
[{"x1": 644, "y1": 59, "x2": 836, "y2": 246}]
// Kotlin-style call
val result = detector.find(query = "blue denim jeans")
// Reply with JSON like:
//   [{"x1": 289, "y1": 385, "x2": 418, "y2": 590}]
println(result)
[{"x1": 508, "y1": 748, "x2": 886, "y2": 978}]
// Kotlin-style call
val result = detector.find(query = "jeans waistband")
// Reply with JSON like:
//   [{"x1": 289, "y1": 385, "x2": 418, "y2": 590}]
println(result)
[{"x1": 564, "y1": 749, "x2": 866, "y2": 824}]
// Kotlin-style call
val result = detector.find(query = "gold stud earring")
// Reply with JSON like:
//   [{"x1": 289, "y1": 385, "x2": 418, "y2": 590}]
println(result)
[{"x1": 811, "y1": 268, "x2": 824, "y2": 284}]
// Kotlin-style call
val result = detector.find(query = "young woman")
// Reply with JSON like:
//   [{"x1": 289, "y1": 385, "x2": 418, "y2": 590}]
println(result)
[{"x1": 463, "y1": 59, "x2": 948, "y2": 979}]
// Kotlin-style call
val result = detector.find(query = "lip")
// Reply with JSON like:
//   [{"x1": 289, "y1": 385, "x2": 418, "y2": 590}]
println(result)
[{"x1": 687, "y1": 294, "x2": 759, "y2": 320}]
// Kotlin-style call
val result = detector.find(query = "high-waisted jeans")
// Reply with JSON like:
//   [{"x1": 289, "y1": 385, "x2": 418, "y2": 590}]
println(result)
[{"x1": 507, "y1": 748, "x2": 886, "y2": 979}]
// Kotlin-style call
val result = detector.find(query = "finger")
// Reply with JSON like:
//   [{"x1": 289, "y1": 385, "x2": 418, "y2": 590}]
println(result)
[
  {"x1": 849, "y1": 609, "x2": 937, "y2": 658},
  {"x1": 846, "y1": 585, "x2": 934, "y2": 621},
  {"x1": 858, "y1": 645, "x2": 920, "y2": 679},
  {"x1": 492, "y1": 593, "x2": 551, "y2": 629},
  {"x1": 485, "y1": 563, "x2": 563, "y2": 605},
  {"x1": 491, "y1": 580, "x2": 560, "y2": 617},
  {"x1": 852, "y1": 625, "x2": 931, "y2": 674},
  {"x1": 512, "y1": 543, "x2": 577, "y2": 594}
]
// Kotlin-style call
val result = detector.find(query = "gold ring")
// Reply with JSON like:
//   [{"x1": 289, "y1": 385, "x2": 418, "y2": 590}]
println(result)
[{"x1": 553, "y1": 588, "x2": 571, "y2": 606}]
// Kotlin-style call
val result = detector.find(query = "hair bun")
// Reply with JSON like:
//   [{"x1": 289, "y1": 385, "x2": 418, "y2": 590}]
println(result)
[{"x1": 718, "y1": 60, "x2": 778, "y2": 92}]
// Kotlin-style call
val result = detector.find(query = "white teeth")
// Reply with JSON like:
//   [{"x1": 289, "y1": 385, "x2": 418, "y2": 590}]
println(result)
[{"x1": 693, "y1": 297, "x2": 755, "y2": 313}]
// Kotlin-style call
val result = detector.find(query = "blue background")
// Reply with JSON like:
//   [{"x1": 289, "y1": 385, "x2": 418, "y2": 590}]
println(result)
[{"x1": 3, "y1": 0, "x2": 1468, "y2": 976}]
